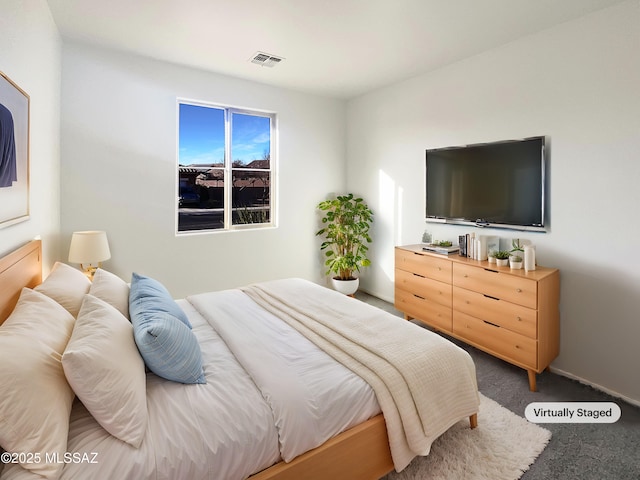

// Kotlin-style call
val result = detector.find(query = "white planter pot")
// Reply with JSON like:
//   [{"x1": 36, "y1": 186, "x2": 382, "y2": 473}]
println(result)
[
  {"x1": 495, "y1": 258, "x2": 509, "y2": 267},
  {"x1": 331, "y1": 277, "x2": 359, "y2": 296},
  {"x1": 509, "y1": 256, "x2": 523, "y2": 269}
]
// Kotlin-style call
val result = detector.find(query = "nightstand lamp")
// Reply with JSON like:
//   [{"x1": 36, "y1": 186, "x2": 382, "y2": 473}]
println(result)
[{"x1": 68, "y1": 230, "x2": 111, "y2": 279}]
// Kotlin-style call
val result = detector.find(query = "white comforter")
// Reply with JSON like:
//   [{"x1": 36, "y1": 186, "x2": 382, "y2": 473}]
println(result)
[
  {"x1": 187, "y1": 289, "x2": 380, "y2": 463},
  {"x1": 242, "y1": 278, "x2": 480, "y2": 471},
  {"x1": 1, "y1": 286, "x2": 380, "y2": 480}
]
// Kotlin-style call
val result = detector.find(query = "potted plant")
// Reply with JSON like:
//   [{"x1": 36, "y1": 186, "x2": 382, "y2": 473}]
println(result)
[
  {"x1": 509, "y1": 254, "x2": 523, "y2": 269},
  {"x1": 316, "y1": 194, "x2": 373, "y2": 295},
  {"x1": 509, "y1": 239, "x2": 524, "y2": 270},
  {"x1": 487, "y1": 250, "x2": 497, "y2": 264},
  {"x1": 494, "y1": 250, "x2": 510, "y2": 267}
]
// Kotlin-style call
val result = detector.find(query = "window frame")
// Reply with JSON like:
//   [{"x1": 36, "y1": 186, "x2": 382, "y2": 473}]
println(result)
[{"x1": 176, "y1": 99, "x2": 277, "y2": 235}]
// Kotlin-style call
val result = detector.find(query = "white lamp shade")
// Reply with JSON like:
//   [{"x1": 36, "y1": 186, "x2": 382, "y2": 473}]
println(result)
[{"x1": 68, "y1": 231, "x2": 111, "y2": 264}]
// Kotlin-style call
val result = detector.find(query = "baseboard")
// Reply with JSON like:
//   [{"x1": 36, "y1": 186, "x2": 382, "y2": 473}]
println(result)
[
  {"x1": 358, "y1": 287, "x2": 394, "y2": 305},
  {"x1": 549, "y1": 366, "x2": 640, "y2": 408}
]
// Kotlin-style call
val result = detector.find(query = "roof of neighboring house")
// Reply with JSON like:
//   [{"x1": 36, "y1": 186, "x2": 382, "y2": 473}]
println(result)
[
  {"x1": 244, "y1": 159, "x2": 270, "y2": 169},
  {"x1": 179, "y1": 166, "x2": 214, "y2": 174}
]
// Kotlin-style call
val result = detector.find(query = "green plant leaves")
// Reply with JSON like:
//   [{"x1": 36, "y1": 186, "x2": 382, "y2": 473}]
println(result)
[{"x1": 316, "y1": 194, "x2": 373, "y2": 280}]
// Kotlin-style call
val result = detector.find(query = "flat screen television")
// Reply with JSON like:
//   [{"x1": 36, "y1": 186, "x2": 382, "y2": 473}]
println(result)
[{"x1": 425, "y1": 136, "x2": 547, "y2": 232}]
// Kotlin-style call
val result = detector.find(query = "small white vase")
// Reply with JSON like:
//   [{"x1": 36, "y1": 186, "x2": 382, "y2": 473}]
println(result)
[
  {"x1": 331, "y1": 277, "x2": 359, "y2": 296},
  {"x1": 496, "y1": 258, "x2": 509, "y2": 267},
  {"x1": 524, "y1": 245, "x2": 536, "y2": 271}
]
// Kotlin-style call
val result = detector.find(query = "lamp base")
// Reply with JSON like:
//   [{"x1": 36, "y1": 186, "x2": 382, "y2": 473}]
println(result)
[{"x1": 80, "y1": 262, "x2": 102, "y2": 280}]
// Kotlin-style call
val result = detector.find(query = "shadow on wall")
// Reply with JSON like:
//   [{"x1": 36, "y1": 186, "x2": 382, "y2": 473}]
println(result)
[{"x1": 544, "y1": 251, "x2": 639, "y2": 404}]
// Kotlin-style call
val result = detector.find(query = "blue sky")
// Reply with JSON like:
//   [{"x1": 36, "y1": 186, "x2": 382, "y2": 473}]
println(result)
[{"x1": 179, "y1": 104, "x2": 270, "y2": 166}]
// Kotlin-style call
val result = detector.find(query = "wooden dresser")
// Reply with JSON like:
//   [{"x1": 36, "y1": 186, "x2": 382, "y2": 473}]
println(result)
[{"x1": 395, "y1": 244, "x2": 560, "y2": 391}]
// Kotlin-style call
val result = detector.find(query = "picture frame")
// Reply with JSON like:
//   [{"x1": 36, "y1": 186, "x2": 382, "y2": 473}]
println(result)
[{"x1": 0, "y1": 70, "x2": 30, "y2": 229}]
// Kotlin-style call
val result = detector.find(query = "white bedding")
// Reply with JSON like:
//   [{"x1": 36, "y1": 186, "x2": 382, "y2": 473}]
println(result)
[
  {"x1": 242, "y1": 278, "x2": 480, "y2": 471},
  {"x1": 1, "y1": 288, "x2": 380, "y2": 480},
  {"x1": 187, "y1": 289, "x2": 381, "y2": 462}
]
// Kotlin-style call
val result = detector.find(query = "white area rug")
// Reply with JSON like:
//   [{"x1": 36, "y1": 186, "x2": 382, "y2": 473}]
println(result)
[{"x1": 382, "y1": 394, "x2": 551, "y2": 480}]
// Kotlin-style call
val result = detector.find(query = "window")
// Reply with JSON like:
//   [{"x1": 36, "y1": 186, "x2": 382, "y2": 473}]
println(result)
[{"x1": 177, "y1": 101, "x2": 275, "y2": 233}]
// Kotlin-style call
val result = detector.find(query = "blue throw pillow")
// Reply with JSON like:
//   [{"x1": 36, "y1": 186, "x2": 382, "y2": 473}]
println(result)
[
  {"x1": 129, "y1": 273, "x2": 205, "y2": 384},
  {"x1": 129, "y1": 272, "x2": 191, "y2": 328}
]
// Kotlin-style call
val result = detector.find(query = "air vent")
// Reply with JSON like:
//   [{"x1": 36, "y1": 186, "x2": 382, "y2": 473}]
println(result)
[{"x1": 249, "y1": 51, "x2": 284, "y2": 68}]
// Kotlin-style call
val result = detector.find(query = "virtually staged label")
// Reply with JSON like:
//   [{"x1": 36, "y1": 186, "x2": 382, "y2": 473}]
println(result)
[{"x1": 525, "y1": 402, "x2": 621, "y2": 423}]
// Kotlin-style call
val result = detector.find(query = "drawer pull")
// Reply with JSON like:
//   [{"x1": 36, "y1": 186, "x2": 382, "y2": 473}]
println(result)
[
  {"x1": 484, "y1": 268, "x2": 498, "y2": 273},
  {"x1": 412, "y1": 273, "x2": 426, "y2": 278},
  {"x1": 413, "y1": 294, "x2": 425, "y2": 300},
  {"x1": 483, "y1": 320, "x2": 500, "y2": 328},
  {"x1": 483, "y1": 294, "x2": 500, "y2": 301}
]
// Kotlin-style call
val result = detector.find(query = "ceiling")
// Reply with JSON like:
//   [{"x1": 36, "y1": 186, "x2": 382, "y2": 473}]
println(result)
[{"x1": 46, "y1": 0, "x2": 627, "y2": 99}]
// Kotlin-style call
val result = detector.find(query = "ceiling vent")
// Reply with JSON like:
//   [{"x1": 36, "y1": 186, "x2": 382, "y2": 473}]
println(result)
[{"x1": 249, "y1": 51, "x2": 284, "y2": 68}]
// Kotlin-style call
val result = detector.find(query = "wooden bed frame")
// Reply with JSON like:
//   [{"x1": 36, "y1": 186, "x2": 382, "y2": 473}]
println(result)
[
  {"x1": 0, "y1": 239, "x2": 42, "y2": 325},
  {"x1": 0, "y1": 239, "x2": 477, "y2": 480}
]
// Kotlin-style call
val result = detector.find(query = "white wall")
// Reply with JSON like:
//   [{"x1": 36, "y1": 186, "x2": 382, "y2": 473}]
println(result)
[
  {"x1": 60, "y1": 42, "x2": 346, "y2": 298},
  {"x1": 7, "y1": 0, "x2": 636, "y2": 404},
  {"x1": 346, "y1": 1, "x2": 640, "y2": 403},
  {"x1": 0, "y1": 0, "x2": 61, "y2": 269}
]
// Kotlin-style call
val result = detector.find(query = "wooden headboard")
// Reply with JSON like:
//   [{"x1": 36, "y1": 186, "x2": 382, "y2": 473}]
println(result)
[{"x1": 0, "y1": 239, "x2": 42, "y2": 325}]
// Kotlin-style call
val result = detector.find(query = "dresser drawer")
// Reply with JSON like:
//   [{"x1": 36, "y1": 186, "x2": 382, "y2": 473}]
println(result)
[
  {"x1": 396, "y1": 269, "x2": 451, "y2": 308},
  {"x1": 453, "y1": 286, "x2": 537, "y2": 339},
  {"x1": 453, "y1": 263, "x2": 537, "y2": 309},
  {"x1": 395, "y1": 248, "x2": 452, "y2": 284},
  {"x1": 453, "y1": 311, "x2": 537, "y2": 369},
  {"x1": 395, "y1": 288, "x2": 452, "y2": 332}
]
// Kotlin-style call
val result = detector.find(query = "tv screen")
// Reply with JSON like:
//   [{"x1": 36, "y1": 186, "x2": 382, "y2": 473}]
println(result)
[{"x1": 425, "y1": 136, "x2": 546, "y2": 231}]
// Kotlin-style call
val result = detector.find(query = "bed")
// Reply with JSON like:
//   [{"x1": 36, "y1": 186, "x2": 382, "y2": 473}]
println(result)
[{"x1": 0, "y1": 240, "x2": 479, "y2": 480}]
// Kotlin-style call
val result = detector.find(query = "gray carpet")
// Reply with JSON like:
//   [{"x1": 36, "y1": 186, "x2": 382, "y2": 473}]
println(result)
[{"x1": 356, "y1": 292, "x2": 640, "y2": 480}]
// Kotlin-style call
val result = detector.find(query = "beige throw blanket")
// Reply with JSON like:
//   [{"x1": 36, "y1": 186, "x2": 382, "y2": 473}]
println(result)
[{"x1": 242, "y1": 278, "x2": 480, "y2": 471}]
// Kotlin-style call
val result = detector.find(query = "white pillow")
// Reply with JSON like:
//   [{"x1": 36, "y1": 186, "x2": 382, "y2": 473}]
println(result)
[
  {"x1": 0, "y1": 288, "x2": 76, "y2": 480},
  {"x1": 89, "y1": 268, "x2": 130, "y2": 319},
  {"x1": 35, "y1": 261, "x2": 91, "y2": 317},
  {"x1": 62, "y1": 294, "x2": 147, "y2": 447}
]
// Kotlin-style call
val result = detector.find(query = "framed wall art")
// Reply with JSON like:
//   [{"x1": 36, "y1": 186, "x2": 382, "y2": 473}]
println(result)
[{"x1": 0, "y1": 70, "x2": 30, "y2": 229}]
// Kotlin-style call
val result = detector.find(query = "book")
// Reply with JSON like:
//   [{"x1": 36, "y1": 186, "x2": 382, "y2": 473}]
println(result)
[
  {"x1": 458, "y1": 235, "x2": 467, "y2": 257},
  {"x1": 422, "y1": 244, "x2": 460, "y2": 255}
]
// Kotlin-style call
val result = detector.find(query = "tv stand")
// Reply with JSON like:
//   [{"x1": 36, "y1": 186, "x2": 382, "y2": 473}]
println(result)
[{"x1": 394, "y1": 244, "x2": 560, "y2": 391}]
